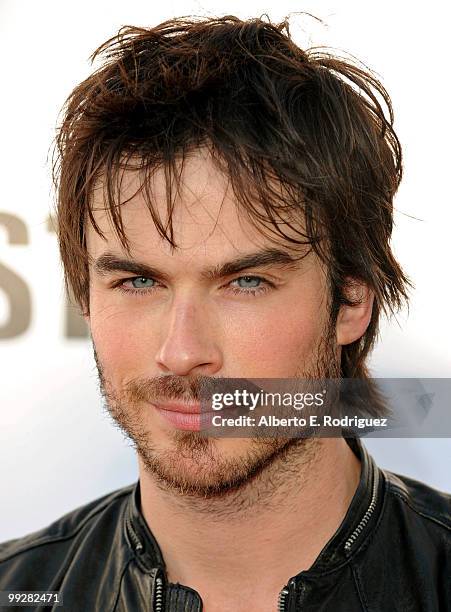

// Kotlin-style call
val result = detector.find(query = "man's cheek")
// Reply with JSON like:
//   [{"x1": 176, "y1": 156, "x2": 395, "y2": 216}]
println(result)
[
  {"x1": 227, "y1": 312, "x2": 318, "y2": 372},
  {"x1": 254, "y1": 310, "x2": 319, "y2": 350},
  {"x1": 92, "y1": 319, "x2": 152, "y2": 375},
  {"x1": 253, "y1": 328, "x2": 315, "y2": 367}
]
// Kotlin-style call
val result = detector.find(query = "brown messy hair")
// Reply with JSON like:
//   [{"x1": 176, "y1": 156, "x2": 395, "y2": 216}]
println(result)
[{"x1": 53, "y1": 14, "x2": 410, "y2": 380}]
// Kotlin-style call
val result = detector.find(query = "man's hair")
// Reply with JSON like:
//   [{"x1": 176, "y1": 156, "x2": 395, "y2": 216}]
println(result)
[{"x1": 53, "y1": 15, "x2": 410, "y2": 380}]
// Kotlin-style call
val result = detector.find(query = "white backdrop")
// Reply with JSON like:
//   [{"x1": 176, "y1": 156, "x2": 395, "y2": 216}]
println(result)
[{"x1": 0, "y1": 0, "x2": 450, "y2": 541}]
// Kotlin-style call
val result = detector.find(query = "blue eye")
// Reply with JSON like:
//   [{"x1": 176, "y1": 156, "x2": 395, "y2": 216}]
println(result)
[
  {"x1": 227, "y1": 275, "x2": 274, "y2": 296},
  {"x1": 130, "y1": 277, "x2": 155, "y2": 289},
  {"x1": 234, "y1": 276, "x2": 262, "y2": 289},
  {"x1": 115, "y1": 274, "x2": 275, "y2": 297}
]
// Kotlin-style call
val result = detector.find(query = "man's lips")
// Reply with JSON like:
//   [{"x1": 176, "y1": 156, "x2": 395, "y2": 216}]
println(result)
[
  {"x1": 151, "y1": 399, "x2": 240, "y2": 428},
  {"x1": 151, "y1": 400, "x2": 220, "y2": 431},
  {"x1": 151, "y1": 401, "x2": 207, "y2": 414}
]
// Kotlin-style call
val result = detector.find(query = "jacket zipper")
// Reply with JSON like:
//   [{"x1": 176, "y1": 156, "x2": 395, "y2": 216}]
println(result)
[
  {"x1": 344, "y1": 468, "x2": 379, "y2": 553},
  {"x1": 153, "y1": 571, "x2": 164, "y2": 612},
  {"x1": 277, "y1": 587, "x2": 290, "y2": 611},
  {"x1": 277, "y1": 577, "x2": 296, "y2": 611},
  {"x1": 126, "y1": 517, "x2": 165, "y2": 611},
  {"x1": 126, "y1": 515, "x2": 144, "y2": 554}
]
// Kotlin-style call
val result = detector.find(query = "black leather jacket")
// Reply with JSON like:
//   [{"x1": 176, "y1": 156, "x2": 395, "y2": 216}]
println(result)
[{"x1": 0, "y1": 437, "x2": 450, "y2": 611}]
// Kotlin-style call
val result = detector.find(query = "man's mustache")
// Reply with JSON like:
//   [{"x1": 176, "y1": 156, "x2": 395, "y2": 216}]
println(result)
[
  {"x1": 125, "y1": 375, "x2": 213, "y2": 403},
  {"x1": 124, "y1": 376, "x2": 267, "y2": 405}
]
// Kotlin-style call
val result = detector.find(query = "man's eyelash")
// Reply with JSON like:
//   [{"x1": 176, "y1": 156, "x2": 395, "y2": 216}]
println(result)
[
  {"x1": 113, "y1": 275, "x2": 275, "y2": 297},
  {"x1": 113, "y1": 277, "x2": 159, "y2": 295},
  {"x1": 227, "y1": 276, "x2": 274, "y2": 296}
]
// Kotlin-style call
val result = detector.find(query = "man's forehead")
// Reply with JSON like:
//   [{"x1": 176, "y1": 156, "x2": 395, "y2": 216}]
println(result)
[
  {"x1": 89, "y1": 154, "x2": 248, "y2": 241},
  {"x1": 87, "y1": 213, "x2": 311, "y2": 275},
  {"x1": 87, "y1": 150, "x2": 309, "y2": 259},
  {"x1": 88, "y1": 189, "x2": 271, "y2": 262}
]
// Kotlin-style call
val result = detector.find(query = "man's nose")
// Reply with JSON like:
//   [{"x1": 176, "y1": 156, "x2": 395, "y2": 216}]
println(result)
[{"x1": 154, "y1": 297, "x2": 223, "y2": 376}]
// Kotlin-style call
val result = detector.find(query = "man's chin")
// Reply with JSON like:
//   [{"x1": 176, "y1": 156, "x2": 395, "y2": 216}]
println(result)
[{"x1": 135, "y1": 431, "x2": 301, "y2": 498}]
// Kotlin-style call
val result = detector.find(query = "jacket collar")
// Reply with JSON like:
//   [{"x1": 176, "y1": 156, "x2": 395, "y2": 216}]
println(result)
[
  {"x1": 301, "y1": 436, "x2": 384, "y2": 574},
  {"x1": 124, "y1": 481, "x2": 165, "y2": 570},
  {"x1": 124, "y1": 436, "x2": 384, "y2": 576}
]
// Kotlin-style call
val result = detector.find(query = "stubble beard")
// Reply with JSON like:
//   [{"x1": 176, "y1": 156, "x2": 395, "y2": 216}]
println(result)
[{"x1": 94, "y1": 321, "x2": 341, "y2": 508}]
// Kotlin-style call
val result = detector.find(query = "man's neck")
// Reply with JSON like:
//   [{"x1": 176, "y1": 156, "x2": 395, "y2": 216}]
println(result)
[{"x1": 138, "y1": 437, "x2": 361, "y2": 611}]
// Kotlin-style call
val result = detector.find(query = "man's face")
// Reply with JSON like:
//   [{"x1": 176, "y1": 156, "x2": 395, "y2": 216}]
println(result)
[{"x1": 86, "y1": 148, "x2": 342, "y2": 497}]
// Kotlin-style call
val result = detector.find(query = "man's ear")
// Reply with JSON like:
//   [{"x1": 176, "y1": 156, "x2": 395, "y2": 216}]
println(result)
[{"x1": 336, "y1": 280, "x2": 374, "y2": 346}]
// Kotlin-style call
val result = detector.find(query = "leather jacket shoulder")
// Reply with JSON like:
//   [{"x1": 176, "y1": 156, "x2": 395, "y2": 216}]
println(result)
[{"x1": 0, "y1": 437, "x2": 450, "y2": 611}]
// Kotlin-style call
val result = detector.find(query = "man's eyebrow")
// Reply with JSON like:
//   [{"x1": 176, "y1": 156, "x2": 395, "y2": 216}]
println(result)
[
  {"x1": 93, "y1": 254, "x2": 170, "y2": 282},
  {"x1": 92, "y1": 248, "x2": 307, "y2": 281},
  {"x1": 201, "y1": 248, "x2": 306, "y2": 280}
]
